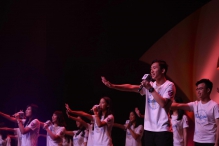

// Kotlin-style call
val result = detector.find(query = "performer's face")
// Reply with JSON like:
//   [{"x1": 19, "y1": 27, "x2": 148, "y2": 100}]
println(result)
[
  {"x1": 52, "y1": 113, "x2": 57, "y2": 123},
  {"x1": 129, "y1": 112, "x2": 135, "y2": 122},
  {"x1": 150, "y1": 62, "x2": 163, "y2": 80},
  {"x1": 196, "y1": 83, "x2": 209, "y2": 100},
  {"x1": 25, "y1": 106, "x2": 32, "y2": 117},
  {"x1": 99, "y1": 98, "x2": 108, "y2": 111}
]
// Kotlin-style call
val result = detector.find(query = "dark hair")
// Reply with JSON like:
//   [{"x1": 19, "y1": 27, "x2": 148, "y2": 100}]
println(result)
[
  {"x1": 196, "y1": 79, "x2": 213, "y2": 94},
  {"x1": 24, "y1": 104, "x2": 38, "y2": 127},
  {"x1": 170, "y1": 97, "x2": 185, "y2": 121},
  {"x1": 130, "y1": 110, "x2": 141, "y2": 129},
  {"x1": 98, "y1": 96, "x2": 113, "y2": 119},
  {"x1": 53, "y1": 111, "x2": 66, "y2": 127},
  {"x1": 151, "y1": 59, "x2": 168, "y2": 75},
  {"x1": 75, "y1": 116, "x2": 86, "y2": 137}
]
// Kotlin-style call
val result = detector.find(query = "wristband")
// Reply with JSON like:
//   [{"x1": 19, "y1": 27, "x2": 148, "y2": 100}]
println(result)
[{"x1": 149, "y1": 87, "x2": 155, "y2": 93}]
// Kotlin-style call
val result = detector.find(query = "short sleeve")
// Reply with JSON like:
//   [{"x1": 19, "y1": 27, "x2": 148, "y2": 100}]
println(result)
[
  {"x1": 103, "y1": 114, "x2": 114, "y2": 125},
  {"x1": 162, "y1": 83, "x2": 176, "y2": 99},
  {"x1": 182, "y1": 115, "x2": 189, "y2": 128},
  {"x1": 213, "y1": 104, "x2": 219, "y2": 119},
  {"x1": 27, "y1": 119, "x2": 40, "y2": 131},
  {"x1": 135, "y1": 125, "x2": 144, "y2": 136},
  {"x1": 187, "y1": 102, "x2": 195, "y2": 112},
  {"x1": 57, "y1": 127, "x2": 65, "y2": 137}
]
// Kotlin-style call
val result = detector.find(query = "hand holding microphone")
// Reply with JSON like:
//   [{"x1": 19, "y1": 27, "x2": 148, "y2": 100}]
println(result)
[
  {"x1": 90, "y1": 105, "x2": 100, "y2": 113},
  {"x1": 138, "y1": 74, "x2": 152, "y2": 92}
]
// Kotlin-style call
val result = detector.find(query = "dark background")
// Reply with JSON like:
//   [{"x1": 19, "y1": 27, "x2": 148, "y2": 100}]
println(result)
[{"x1": 0, "y1": 1, "x2": 210, "y2": 145}]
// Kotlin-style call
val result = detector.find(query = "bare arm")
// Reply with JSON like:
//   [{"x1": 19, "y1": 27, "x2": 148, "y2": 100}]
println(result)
[
  {"x1": 113, "y1": 123, "x2": 126, "y2": 130},
  {"x1": 183, "y1": 127, "x2": 188, "y2": 146},
  {"x1": 65, "y1": 104, "x2": 93, "y2": 121},
  {"x1": 215, "y1": 118, "x2": 219, "y2": 146},
  {"x1": 0, "y1": 111, "x2": 17, "y2": 123},
  {"x1": 44, "y1": 126, "x2": 61, "y2": 140},
  {"x1": 171, "y1": 103, "x2": 191, "y2": 111},
  {"x1": 135, "y1": 107, "x2": 145, "y2": 118},
  {"x1": 67, "y1": 113, "x2": 88, "y2": 129},
  {"x1": 65, "y1": 130, "x2": 74, "y2": 136},
  {"x1": 0, "y1": 127, "x2": 15, "y2": 132},
  {"x1": 101, "y1": 76, "x2": 140, "y2": 93},
  {"x1": 126, "y1": 124, "x2": 142, "y2": 140}
]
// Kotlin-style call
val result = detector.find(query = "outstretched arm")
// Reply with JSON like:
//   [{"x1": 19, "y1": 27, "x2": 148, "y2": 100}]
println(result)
[
  {"x1": 65, "y1": 104, "x2": 93, "y2": 121},
  {"x1": 101, "y1": 76, "x2": 140, "y2": 93},
  {"x1": 0, "y1": 127, "x2": 16, "y2": 132},
  {"x1": 66, "y1": 112, "x2": 88, "y2": 129},
  {"x1": 171, "y1": 103, "x2": 190, "y2": 111},
  {"x1": 113, "y1": 123, "x2": 126, "y2": 130},
  {"x1": 0, "y1": 111, "x2": 17, "y2": 123}
]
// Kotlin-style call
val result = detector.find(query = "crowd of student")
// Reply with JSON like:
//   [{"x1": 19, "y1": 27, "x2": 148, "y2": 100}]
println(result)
[{"x1": 0, "y1": 59, "x2": 219, "y2": 146}]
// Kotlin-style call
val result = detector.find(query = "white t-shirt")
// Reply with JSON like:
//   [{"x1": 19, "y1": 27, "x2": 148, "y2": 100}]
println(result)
[
  {"x1": 171, "y1": 115, "x2": 189, "y2": 146},
  {"x1": 21, "y1": 119, "x2": 40, "y2": 146},
  {"x1": 46, "y1": 125, "x2": 65, "y2": 146},
  {"x1": 14, "y1": 128, "x2": 22, "y2": 146},
  {"x1": 72, "y1": 129, "x2": 88, "y2": 146},
  {"x1": 188, "y1": 100, "x2": 219, "y2": 143},
  {"x1": 87, "y1": 123, "x2": 94, "y2": 146},
  {"x1": 92, "y1": 114, "x2": 114, "y2": 146},
  {"x1": 125, "y1": 122, "x2": 144, "y2": 146},
  {"x1": 141, "y1": 80, "x2": 175, "y2": 132}
]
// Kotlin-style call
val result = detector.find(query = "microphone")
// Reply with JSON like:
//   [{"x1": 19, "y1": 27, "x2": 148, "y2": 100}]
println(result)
[
  {"x1": 89, "y1": 105, "x2": 100, "y2": 113},
  {"x1": 138, "y1": 74, "x2": 152, "y2": 92}
]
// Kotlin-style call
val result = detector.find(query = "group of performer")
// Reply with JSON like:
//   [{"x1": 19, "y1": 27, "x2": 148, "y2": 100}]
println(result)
[{"x1": 0, "y1": 59, "x2": 219, "y2": 146}]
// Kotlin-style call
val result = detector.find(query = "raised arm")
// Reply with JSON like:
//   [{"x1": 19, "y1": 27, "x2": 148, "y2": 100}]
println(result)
[
  {"x1": 101, "y1": 76, "x2": 140, "y2": 93},
  {"x1": 65, "y1": 104, "x2": 93, "y2": 121},
  {"x1": 135, "y1": 107, "x2": 145, "y2": 118},
  {"x1": 0, "y1": 111, "x2": 17, "y2": 123},
  {"x1": 66, "y1": 112, "x2": 88, "y2": 129},
  {"x1": 171, "y1": 103, "x2": 191, "y2": 111}
]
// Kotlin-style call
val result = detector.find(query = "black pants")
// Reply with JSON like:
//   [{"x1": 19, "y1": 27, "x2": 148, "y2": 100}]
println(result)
[
  {"x1": 143, "y1": 130, "x2": 173, "y2": 146},
  {"x1": 194, "y1": 142, "x2": 215, "y2": 146}
]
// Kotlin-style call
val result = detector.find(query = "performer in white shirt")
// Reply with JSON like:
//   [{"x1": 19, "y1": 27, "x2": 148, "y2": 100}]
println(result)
[
  {"x1": 113, "y1": 110, "x2": 144, "y2": 146},
  {"x1": 171, "y1": 79, "x2": 219, "y2": 146},
  {"x1": 169, "y1": 97, "x2": 189, "y2": 146},
  {"x1": 101, "y1": 59, "x2": 175, "y2": 146},
  {"x1": 65, "y1": 96, "x2": 114, "y2": 146},
  {"x1": 43, "y1": 111, "x2": 66, "y2": 146},
  {"x1": 0, "y1": 104, "x2": 40, "y2": 146},
  {"x1": 64, "y1": 115, "x2": 88, "y2": 146}
]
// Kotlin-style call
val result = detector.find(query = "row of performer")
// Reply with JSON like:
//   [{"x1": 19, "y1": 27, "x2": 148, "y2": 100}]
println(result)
[{"x1": 1, "y1": 59, "x2": 219, "y2": 146}]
